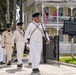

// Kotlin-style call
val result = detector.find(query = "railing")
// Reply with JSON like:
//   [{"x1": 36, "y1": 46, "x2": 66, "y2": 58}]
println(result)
[{"x1": 44, "y1": 16, "x2": 70, "y2": 24}]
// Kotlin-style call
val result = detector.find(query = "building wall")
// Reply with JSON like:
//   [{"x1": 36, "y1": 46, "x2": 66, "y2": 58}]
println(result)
[
  {"x1": 24, "y1": 3, "x2": 76, "y2": 43},
  {"x1": 24, "y1": 4, "x2": 36, "y2": 29},
  {"x1": 63, "y1": 7, "x2": 68, "y2": 16},
  {"x1": 63, "y1": 35, "x2": 69, "y2": 42}
]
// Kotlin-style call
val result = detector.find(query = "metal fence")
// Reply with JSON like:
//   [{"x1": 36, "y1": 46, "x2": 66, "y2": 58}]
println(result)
[{"x1": 43, "y1": 35, "x2": 59, "y2": 63}]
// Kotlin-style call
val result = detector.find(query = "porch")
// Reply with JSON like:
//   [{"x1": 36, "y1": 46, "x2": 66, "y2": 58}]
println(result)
[{"x1": 42, "y1": 2, "x2": 76, "y2": 25}]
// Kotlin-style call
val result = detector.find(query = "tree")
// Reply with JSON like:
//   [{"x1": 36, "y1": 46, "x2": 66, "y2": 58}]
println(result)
[
  {"x1": 13, "y1": 0, "x2": 17, "y2": 30},
  {"x1": 0, "y1": 0, "x2": 27, "y2": 30},
  {"x1": 0, "y1": 0, "x2": 7, "y2": 29},
  {"x1": 6, "y1": 0, "x2": 10, "y2": 23}
]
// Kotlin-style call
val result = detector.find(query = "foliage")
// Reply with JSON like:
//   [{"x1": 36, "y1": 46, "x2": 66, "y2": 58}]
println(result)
[
  {"x1": 60, "y1": 56, "x2": 76, "y2": 65},
  {"x1": 0, "y1": 0, "x2": 27, "y2": 29},
  {"x1": 0, "y1": 0, "x2": 7, "y2": 28}
]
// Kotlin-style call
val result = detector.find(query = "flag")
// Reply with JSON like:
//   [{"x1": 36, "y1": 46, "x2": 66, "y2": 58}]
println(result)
[{"x1": 43, "y1": 12, "x2": 48, "y2": 24}]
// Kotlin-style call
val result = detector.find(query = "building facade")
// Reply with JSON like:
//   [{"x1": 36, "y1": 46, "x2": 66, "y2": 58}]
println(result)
[{"x1": 24, "y1": 0, "x2": 76, "y2": 55}]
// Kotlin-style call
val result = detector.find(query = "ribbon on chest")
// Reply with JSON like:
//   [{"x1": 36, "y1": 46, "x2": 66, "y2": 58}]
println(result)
[{"x1": 17, "y1": 28, "x2": 25, "y2": 37}]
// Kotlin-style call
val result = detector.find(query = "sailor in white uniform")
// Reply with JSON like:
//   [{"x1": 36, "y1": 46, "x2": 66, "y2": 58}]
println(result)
[
  {"x1": 0, "y1": 31, "x2": 6, "y2": 64},
  {"x1": 0, "y1": 33, "x2": 3, "y2": 64},
  {"x1": 12, "y1": 22, "x2": 25, "y2": 67},
  {"x1": 25, "y1": 12, "x2": 50, "y2": 72},
  {"x1": 2, "y1": 23, "x2": 13, "y2": 65}
]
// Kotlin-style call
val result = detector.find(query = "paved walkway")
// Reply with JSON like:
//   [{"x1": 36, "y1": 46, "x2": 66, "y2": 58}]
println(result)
[{"x1": 0, "y1": 58, "x2": 76, "y2": 75}]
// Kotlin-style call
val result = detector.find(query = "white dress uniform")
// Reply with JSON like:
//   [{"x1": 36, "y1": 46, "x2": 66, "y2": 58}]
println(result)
[
  {"x1": 0, "y1": 34, "x2": 3, "y2": 62},
  {"x1": 12, "y1": 28, "x2": 25, "y2": 65},
  {"x1": 2, "y1": 48, "x2": 6, "y2": 63},
  {"x1": 25, "y1": 21, "x2": 50, "y2": 69},
  {"x1": 27, "y1": 44, "x2": 32, "y2": 64},
  {"x1": 1, "y1": 31, "x2": 13, "y2": 63}
]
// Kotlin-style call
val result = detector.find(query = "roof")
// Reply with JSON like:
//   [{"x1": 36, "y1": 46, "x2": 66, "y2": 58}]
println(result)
[
  {"x1": 26, "y1": 0, "x2": 67, "y2": 6},
  {"x1": 26, "y1": 0, "x2": 76, "y2": 7}
]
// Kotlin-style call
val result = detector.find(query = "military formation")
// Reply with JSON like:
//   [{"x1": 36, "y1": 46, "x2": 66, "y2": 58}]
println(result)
[{"x1": 0, "y1": 12, "x2": 50, "y2": 73}]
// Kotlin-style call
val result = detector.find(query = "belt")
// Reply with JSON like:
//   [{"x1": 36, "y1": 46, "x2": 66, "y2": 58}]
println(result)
[{"x1": 5, "y1": 42, "x2": 11, "y2": 44}]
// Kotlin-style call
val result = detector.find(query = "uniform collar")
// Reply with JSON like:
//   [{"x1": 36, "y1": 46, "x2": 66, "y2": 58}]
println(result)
[
  {"x1": 17, "y1": 27, "x2": 23, "y2": 31},
  {"x1": 6, "y1": 30, "x2": 11, "y2": 32},
  {"x1": 33, "y1": 21, "x2": 40, "y2": 25}
]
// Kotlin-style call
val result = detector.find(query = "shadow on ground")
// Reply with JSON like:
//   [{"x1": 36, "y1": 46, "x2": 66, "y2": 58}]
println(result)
[
  {"x1": 6, "y1": 67, "x2": 25, "y2": 74},
  {"x1": 0, "y1": 65, "x2": 12, "y2": 69},
  {"x1": 24, "y1": 64, "x2": 32, "y2": 68},
  {"x1": 29, "y1": 72, "x2": 41, "y2": 75}
]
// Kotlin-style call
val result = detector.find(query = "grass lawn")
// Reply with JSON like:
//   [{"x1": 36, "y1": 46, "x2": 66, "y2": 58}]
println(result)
[{"x1": 60, "y1": 56, "x2": 76, "y2": 65}]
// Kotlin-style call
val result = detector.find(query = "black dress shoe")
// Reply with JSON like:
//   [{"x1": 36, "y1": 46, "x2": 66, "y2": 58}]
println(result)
[
  {"x1": 17, "y1": 64, "x2": 23, "y2": 67},
  {"x1": 32, "y1": 68, "x2": 39, "y2": 73},
  {"x1": 20, "y1": 64, "x2": 23, "y2": 67},
  {"x1": 29, "y1": 63, "x2": 31, "y2": 65},
  {"x1": 3, "y1": 63, "x2": 5, "y2": 64},
  {"x1": 0, "y1": 62, "x2": 3, "y2": 65},
  {"x1": 32, "y1": 69, "x2": 37, "y2": 72},
  {"x1": 37, "y1": 68, "x2": 40, "y2": 72},
  {"x1": 7, "y1": 61, "x2": 11, "y2": 65},
  {"x1": 17, "y1": 64, "x2": 21, "y2": 67},
  {"x1": 14, "y1": 59, "x2": 18, "y2": 62}
]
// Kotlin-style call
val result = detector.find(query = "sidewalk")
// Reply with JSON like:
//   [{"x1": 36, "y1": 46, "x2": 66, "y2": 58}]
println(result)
[{"x1": 0, "y1": 58, "x2": 76, "y2": 75}]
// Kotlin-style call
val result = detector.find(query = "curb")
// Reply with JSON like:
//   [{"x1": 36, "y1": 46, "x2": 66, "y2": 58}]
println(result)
[{"x1": 47, "y1": 59, "x2": 76, "y2": 68}]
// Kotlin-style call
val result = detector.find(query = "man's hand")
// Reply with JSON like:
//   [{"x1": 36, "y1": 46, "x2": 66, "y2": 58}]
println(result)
[
  {"x1": 46, "y1": 40, "x2": 50, "y2": 44},
  {"x1": 12, "y1": 46, "x2": 14, "y2": 49},
  {"x1": 27, "y1": 41, "x2": 30, "y2": 44},
  {"x1": 26, "y1": 47, "x2": 30, "y2": 50},
  {"x1": 2, "y1": 46, "x2": 5, "y2": 48}
]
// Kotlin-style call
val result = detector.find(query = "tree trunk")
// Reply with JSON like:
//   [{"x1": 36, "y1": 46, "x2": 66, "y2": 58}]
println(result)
[
  {"x1": 20, "y1": 0, "x2": 23, "y2": 22},
  {"x1": 6, "y1": 0, "x2": 10, "y2": 23},
  {"x1": 13, "y1": 0, "x2": 16, "y2": 30}
]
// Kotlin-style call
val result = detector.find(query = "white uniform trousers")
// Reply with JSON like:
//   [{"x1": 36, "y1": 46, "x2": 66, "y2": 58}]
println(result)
[
  {"x1": 5, "y1": 44, "x2": 13, "y2": 63},
  {"x1": 27, "y1": 44, "x2": 32, "y2": 63},
  {"x1": 28, "y1": 50, "x2": 32, "y2": 63},
  {"x1": 0, "y1": 44, "x2": 3, "y2": 62},
  {"x1": 16, "y1": 42, "x2": 25, "y2": 64},
  {"x1": 30, "y1": 41, "x2": 42, "y2": 69},
  {"x1": 2, "y1": 48, "x2": 6, "y2": 63}
]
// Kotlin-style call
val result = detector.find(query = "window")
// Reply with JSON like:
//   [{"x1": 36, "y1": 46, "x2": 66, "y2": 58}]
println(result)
[
  {"x1": 24, "y1": 12, "x2": 28, "y2": 24},
  {"x1": 58, "y1": 7, "x2": 63, "y2": 16},
  {"x1": 44, "y1": 7, "x2": 49, "y2": 16}
]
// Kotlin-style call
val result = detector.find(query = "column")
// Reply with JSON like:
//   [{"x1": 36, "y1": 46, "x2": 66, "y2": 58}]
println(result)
[
  {"x1": 42, "y1": 3, "x2": 44, "y2": 23},
  {"x1": 71, "y1": 5, "x2": 74, "y2": 58},
  {"x1": 57, "y1": 5, "x2": 59, "y2": 24},
  {"x1": 71, "y1": 5, "x2": 73, "y2": 16},
  {"x1": 56, "y1": 5, "x2": 59, "y2": 35}
]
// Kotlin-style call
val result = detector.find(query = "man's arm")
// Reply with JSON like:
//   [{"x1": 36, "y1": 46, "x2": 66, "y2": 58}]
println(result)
[
  {"x1": 42, "y1": 24, "x2": 50, "y2": 44},
  {"x1": 1, "y1": 32, "x2": 5, "y2": 48},
  {"x1": 25, "y1": 23, "x2": 31, "y2": 43},
  {"x1": 12, "y1": 31, "x2": 16, "y2": 48}
]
